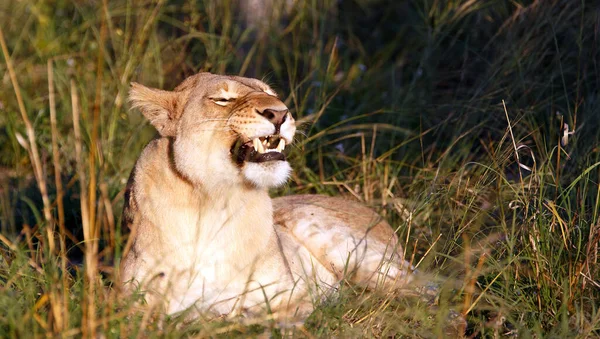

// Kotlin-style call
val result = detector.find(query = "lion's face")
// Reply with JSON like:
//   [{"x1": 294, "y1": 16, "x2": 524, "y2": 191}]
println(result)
[{"x1": 129, "y1": 73, "x2": 296, "y2": 190}]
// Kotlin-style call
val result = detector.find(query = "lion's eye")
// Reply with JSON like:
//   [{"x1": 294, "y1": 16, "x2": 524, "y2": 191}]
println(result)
[{"x1": 211, "y1": 98, "x2": 235, "y2": 106}]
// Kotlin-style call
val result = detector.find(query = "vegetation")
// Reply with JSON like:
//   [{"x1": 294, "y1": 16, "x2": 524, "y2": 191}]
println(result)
[{"x1": 1, "y1": 0, "x2": 599, "y2": 337}]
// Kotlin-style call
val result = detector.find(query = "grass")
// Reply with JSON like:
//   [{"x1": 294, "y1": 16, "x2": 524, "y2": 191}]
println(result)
[{"x1": 1, "y1": 0, "x2": 599, "y2": 337}]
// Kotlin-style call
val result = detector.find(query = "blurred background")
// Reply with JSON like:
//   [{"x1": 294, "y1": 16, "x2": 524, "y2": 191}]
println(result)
[{"x1": 0, "y1": 0, "x2": 599, "y2": 337}]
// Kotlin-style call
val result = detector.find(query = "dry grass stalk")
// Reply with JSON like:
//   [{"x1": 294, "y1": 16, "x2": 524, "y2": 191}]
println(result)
[
  {"x1": 81, "y1": 6, "x2": 108, "y2": 336},
  {"x1": 70, "y1": 79, "x2": 94, "y2": 337},
  {"x1": 99, "y1": 183, "x2": 115, "y2": 250},
  {"x1": 47, "y1": 60, "x2": 65, "y2": 237},
  {"x1": 360, "y1": 132, "x2": 368, "y2": 202},
  {"x1": 48, "y1": 60, "x2": 69, "y2": 329},
  {"x1": 47, "y1": 59, "x2": 70, "y2": 332},
  {"x1": 0, "y1": 27, "x2": 54, "y2": 250},
  {"x1": 502, "y1": 100, "x2": 524, "y2": 190}
]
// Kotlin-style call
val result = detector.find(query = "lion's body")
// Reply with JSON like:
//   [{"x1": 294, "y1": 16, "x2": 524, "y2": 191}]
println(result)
[{"x1": 120, "y1": 73, "x2": 413, "y2": 323}]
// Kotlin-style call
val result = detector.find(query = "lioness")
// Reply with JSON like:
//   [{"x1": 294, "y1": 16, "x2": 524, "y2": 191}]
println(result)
[{"x1": 120, "y1": 72, "x2": 415, "y2": 323}]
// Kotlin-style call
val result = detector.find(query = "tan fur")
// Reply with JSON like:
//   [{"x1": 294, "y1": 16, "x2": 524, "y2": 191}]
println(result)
[{"x1": 120, "y1": 72, "x2": 414, "y2": 324}]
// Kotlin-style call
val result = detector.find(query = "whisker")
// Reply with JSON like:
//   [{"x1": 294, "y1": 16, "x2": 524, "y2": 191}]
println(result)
[
  {"x1": 196, "y1": 118, "x2": 229, "y2": 123},
  {"x1": 295, "y1": 130, "x2": 308, "y2": 138},
  {"x1": 193, "y1": 127, "x2": 233, "y2": 132}
]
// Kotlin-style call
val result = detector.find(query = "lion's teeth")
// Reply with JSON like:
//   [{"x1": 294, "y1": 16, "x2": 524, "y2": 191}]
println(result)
[
  {"x1": 253, "y1": 138, "x2": 265, "y2": 153},
  {"x1": 252, "y1": 137, "x2": 283, "y2": 153},
  {"x1": 253, "y1": 138, "x2": 260, "y2": 152},
  {"x1": 277, "y1": 139, "x2": 286, "y2": 152},
  {"x1": 256, "y1": 139, "x2": 265, "y2": 153}
]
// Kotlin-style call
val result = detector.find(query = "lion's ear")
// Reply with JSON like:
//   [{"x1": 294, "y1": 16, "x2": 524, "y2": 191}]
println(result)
[{"x1": 129, "y1": 82, "x2": 188, "y2": 136}]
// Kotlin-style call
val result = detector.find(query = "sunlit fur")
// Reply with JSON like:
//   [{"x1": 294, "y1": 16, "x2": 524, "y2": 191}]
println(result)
[{"x1": 243, "y1": 161, "x2": 292, "y2": 188}]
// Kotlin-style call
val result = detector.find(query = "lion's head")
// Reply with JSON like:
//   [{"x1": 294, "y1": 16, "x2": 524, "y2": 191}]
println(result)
[{"x1": 129, "y1": 72, "x2": 296, "y2": 190}]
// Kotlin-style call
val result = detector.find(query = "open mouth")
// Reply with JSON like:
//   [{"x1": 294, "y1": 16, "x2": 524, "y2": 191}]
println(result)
[{"x1": 231, "y1": 135, "x2": 287, "y2": 165}]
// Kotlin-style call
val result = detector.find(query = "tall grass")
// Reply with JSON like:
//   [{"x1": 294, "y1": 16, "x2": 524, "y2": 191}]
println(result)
[{"x1": 1, "y1": 0, "x2": 599, "y2": 337}]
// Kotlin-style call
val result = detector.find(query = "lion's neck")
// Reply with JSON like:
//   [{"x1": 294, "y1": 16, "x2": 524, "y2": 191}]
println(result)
[
  {"x1": 193, "y1": 186, "x2": 275, "y2": 254},
  {"x1": 137, "y1": 138, "x2": 276, "y2": 264}
]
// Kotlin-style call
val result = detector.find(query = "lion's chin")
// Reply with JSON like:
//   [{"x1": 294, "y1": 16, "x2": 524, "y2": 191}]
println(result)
[{"x1": 242, "y1": 161, "x2": 291, "y2": 188}]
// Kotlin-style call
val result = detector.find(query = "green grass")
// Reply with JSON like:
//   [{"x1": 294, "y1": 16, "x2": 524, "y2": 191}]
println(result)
[{"x1": 1, "y1": 0, "x2": 599, "y2": 337}]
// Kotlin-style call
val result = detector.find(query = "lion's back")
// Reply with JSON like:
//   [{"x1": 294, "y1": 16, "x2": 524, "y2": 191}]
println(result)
[{"x1": 273, "y1": 194, "x2": 399, "y2": 248}]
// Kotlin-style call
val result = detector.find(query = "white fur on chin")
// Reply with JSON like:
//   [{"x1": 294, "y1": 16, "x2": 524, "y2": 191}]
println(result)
[{"x1": 243, "y1": 161, "x2": 291, "y2": 188}]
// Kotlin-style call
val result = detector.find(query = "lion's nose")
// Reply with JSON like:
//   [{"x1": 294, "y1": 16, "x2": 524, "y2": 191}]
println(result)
[{"x1": 259, "y1": 108, "x2": 288, "y2": 132}]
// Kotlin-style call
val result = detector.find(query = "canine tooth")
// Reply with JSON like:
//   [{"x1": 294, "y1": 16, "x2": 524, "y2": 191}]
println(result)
[
  {"x1": 253, "y1": 138, "x2": 260, "y2": 151},
  {"x1": 256, "y1": 139, "x2": 265, "y2": 153},
  {"x1": 277, "y1": 139, "x2": 286, "y2": 152}
]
